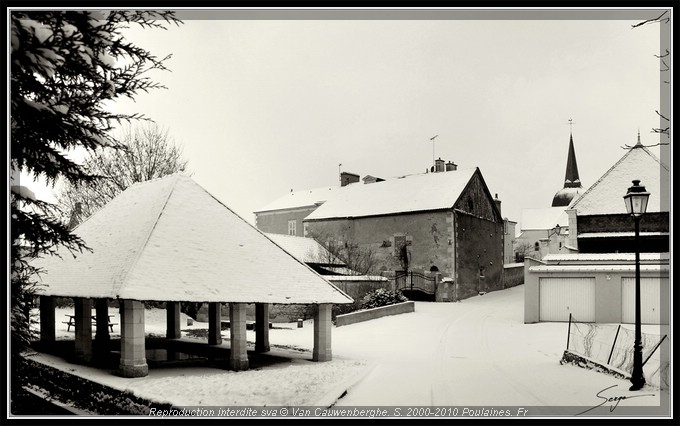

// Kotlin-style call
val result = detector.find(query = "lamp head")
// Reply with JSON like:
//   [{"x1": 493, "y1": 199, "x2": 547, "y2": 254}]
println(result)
[{"x1": 623, "y1": 180, "x2": 650, "y2": 217}]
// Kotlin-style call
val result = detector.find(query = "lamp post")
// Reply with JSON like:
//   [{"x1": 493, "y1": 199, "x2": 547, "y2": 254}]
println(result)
[{"x1": 623, "y1": 179, "x2": 650, "y2": 391}]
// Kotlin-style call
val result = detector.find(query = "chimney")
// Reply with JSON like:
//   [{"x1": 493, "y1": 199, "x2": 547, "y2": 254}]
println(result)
[
  {"x1": 493, "y1": 193, "x2": 501, "y2": 215},
  {"x1": 445, "y1": 161, "x2": 457, "y2": 171},
  {"x1": 435, "y1": 158, "x2": 445, "y2": 173},
  {"x1": 340, "y1": 171, "x2": 360, "y2": 187},
  {"x1": 362, "y1": 175, "x2": 385, "y2": 184}
]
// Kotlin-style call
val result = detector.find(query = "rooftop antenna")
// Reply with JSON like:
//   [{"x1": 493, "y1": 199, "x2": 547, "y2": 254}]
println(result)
[
  {"x1": 430, "y1": 135, "x2": 438, "y2": 168},
  {"x1": 338, "y1": 163, "x2": 342, "y2": 184}
]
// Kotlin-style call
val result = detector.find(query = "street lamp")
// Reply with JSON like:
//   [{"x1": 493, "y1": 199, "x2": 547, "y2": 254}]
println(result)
[{"x1": 623, "y1": 179, "x2": 650, "y2": 391}]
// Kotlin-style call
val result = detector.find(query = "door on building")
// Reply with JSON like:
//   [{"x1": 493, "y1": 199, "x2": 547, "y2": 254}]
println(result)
[
  {"x1": 539, "y1": 277, "x2": 595, "y2": 322},
  {"x1": 621, "y1": 277, "x2": 667, "y2": 325}
]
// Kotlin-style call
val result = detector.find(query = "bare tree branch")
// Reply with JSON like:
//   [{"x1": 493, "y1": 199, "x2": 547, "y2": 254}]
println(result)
[
  {"x1": 621, "y1": 141, "x2": 669, "y2": 149},
  {"x1": 54, "y1": 122, "x2": 190, "y2": 225},
  {"x1": 631, "y1": 11, "x2": 669, "y2": 28},
  {"x1": 655, "y1": 49, "x2": 670, "y2": 59}
]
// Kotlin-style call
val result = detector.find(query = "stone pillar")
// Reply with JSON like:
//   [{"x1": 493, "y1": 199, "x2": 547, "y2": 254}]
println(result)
[
  {"x1": 73, "y1": 297, "x2": 92, "y2": 363},
  {"x1": 118, "y1": 300, "x2": 148, "y2": 378},
  {"x1": 313, "y1": 304, "x2": 332, "y2": 362},
  {"x1": 229, "y1": 303, "x2": 249, "y2": 371},
  {"x1": 208, "y1": 302, "x2": 222, "y2": 345},
  {"x1": 39, "y1": 296, "x2": 55, "y2": 343},
  {"x1": 166, "y1": 302, "x2": 181, "y2": 339},
  {"x1": 255, "y1": 303, "x2": 270, "y2": 353},
  {"x1": 93, "y1": 298, "x2": 111, "y2": 363}
]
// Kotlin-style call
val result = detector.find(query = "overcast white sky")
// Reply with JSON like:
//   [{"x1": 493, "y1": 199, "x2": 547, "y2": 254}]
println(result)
[{"x1": 21, "y1": 8, "x2": 669, "y2": 227}]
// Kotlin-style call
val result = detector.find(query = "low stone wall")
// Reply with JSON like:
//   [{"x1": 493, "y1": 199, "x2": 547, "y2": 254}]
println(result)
[
  {"x1": 502, "y1": 263, "x2": 524, "y2": 289},
  {"x1": 335, "y1": 301, "x2": 415, "y2": 327},
  {"x1": 327, "y1": 276, "x2": 392, "y2": 303}
]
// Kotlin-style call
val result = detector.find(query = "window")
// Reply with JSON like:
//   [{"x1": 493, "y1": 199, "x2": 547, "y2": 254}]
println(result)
[
  {"x1": 534, "y1": 242, "x2": 539, "y2": 251},
  {"x1": 288, "y1": 220, "x2": 296, "y2": 236},
  {"x1": 303, "y1": 222, "x2": 308, "y2": 237}
]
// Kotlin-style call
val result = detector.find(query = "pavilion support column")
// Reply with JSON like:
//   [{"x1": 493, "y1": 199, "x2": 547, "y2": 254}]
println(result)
[
  {"x1": 118, "y1": 300, "x2": 148, "y2": 378},
  {"x1": 166, "y1": 302, "x2": 181, "y2": 339},
  {"x1": 39, "y1": 296, "x2": 55, "y2": 344},
  {"x1": 255, "y1": 303, "x2": 270, "y2": 353},
  {"x1": 93, "y1": 298, "x2": 111, "y2": 364},
  {"x1": 74, "y1": 297, "x2": 93, "y2": 363},
  {"x1": 229, "y1": 303, "x2": 249, "y2": 371},
  {"x1": 313, "y1": 304, "x2": 332, "y2": 362},
  {"x1": 208, "y1": 302, "x2": 222, "y2": 345}
]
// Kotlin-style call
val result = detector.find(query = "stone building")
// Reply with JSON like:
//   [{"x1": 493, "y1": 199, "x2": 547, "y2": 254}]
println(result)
[{"x1": 301, "y1": 166, "x2": 505, "y2": 301}]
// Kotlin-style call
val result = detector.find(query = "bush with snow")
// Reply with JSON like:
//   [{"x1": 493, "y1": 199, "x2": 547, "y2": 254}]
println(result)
[{"x1": 360, "y1": 288, "x2": 408, "y2": 310}]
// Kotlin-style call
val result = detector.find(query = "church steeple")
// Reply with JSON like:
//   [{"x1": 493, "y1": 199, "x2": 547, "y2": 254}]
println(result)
[
  {"x1": 563, "y1": 132, "x2": 581, "y2": 188},
  {"x1": 552, "y1": 122, "x2": 584, "y2": 207}
]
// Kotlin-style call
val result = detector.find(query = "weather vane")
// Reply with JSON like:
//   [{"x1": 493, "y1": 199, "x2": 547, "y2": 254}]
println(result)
[
  {"x1": 430, "y1": 135, "x2": 438, "y2": 168},
  {"x1": 568, "y1": 118, "x2": 574, "y2": 133}
]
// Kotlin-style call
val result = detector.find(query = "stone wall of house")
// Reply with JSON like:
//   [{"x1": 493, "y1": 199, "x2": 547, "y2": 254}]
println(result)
[
  {"x1": 305, "y1": 211, "x2": 453, "y2": 277},
  {"x1": 254, "y1": 206, "x2": 317, "y2": 236},
  {"x1": 454, "y1": 211, "x2": 505, "y2": 300}
]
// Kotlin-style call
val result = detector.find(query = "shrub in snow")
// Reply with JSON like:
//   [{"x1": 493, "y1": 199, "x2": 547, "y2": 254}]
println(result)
[{"x1": 360, "y1": 288, "x2": 408, "y2": 310}]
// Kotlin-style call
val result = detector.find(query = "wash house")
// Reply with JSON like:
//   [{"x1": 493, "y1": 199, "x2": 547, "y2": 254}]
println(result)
[{"x1": 32, "y1": 174, "x2": 353, "y2": 377}]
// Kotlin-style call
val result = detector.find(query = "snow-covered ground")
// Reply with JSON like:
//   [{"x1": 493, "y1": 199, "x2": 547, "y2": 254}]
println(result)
[{"x1": 25, "y1": 285, "x2": 670, "y2": 418}]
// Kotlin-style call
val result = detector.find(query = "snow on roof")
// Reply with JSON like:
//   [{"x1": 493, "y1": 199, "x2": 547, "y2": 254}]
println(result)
[
  {"x1": 578, "y1": 231, "x2": 669, "y2": 238},
  {"x1": 255, "y1": 185, "x2": 338, "y2": 213},
  {"x1": 520, "y1": 207, "x2": 569, "y2": 231},
  {"x1": 571, "y1": 145, "x2": 670, "y2": 215},
  {"x1": 32, "y1": 174, "x2": 353, "y2": 304},
  {"x1": 325, "y1": 275, "x2": 389, "y2": 281},
  {"x1": 542, "y1": 252, "x2": 670, "y2": 263},
  {"x1": 264, "y1": 233, "x2": 344, "y2": 265},
  {"x1": 305, "y1": 168, "x2": 478, "y2": 220},
  {"x1": 529, "y1": 264, "x2": 669, "y2": 273}
]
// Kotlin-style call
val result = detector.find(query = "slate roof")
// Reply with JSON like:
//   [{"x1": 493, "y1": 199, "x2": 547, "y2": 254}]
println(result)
[
  {"x1": 32, "y1": 174, "x2": 353, "y2": 304},
  {"x1": 305, "y1": 168, "x2": 478, "y2": 220},
  {"x1": 571, "y1": 144, "x2": 669, "y2": 216}
]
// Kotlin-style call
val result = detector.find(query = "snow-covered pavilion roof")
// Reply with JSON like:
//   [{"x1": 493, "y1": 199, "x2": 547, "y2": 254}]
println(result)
[
  {"x1": 32, "y1": 174, "x2": 352, "y2": 304},
  {"x1": 264, "y1": 233, "x2": 345, "y2": 266},
  {"x1": 305, "y1": 168, "x2": 478, "y2": 220},
  {"x1": 570, "y1": 145, "x2": 669, "y2": 216},
  {"x1": 519, "y1": 207, "x2": 569, "y2": 231}
]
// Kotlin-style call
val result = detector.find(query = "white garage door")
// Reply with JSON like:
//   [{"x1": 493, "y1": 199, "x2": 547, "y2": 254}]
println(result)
[
  {"x1": 621, "y1": 277, "x2": 666, "y2": 325},
  {"x1": 540, "y1": 277, "x2": 595, "y2": 322}
]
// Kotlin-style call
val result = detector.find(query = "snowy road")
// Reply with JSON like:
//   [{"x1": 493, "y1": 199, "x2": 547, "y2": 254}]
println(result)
[{"x1": 331, "y1": 286, "x2": 666, "y2": 415}]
